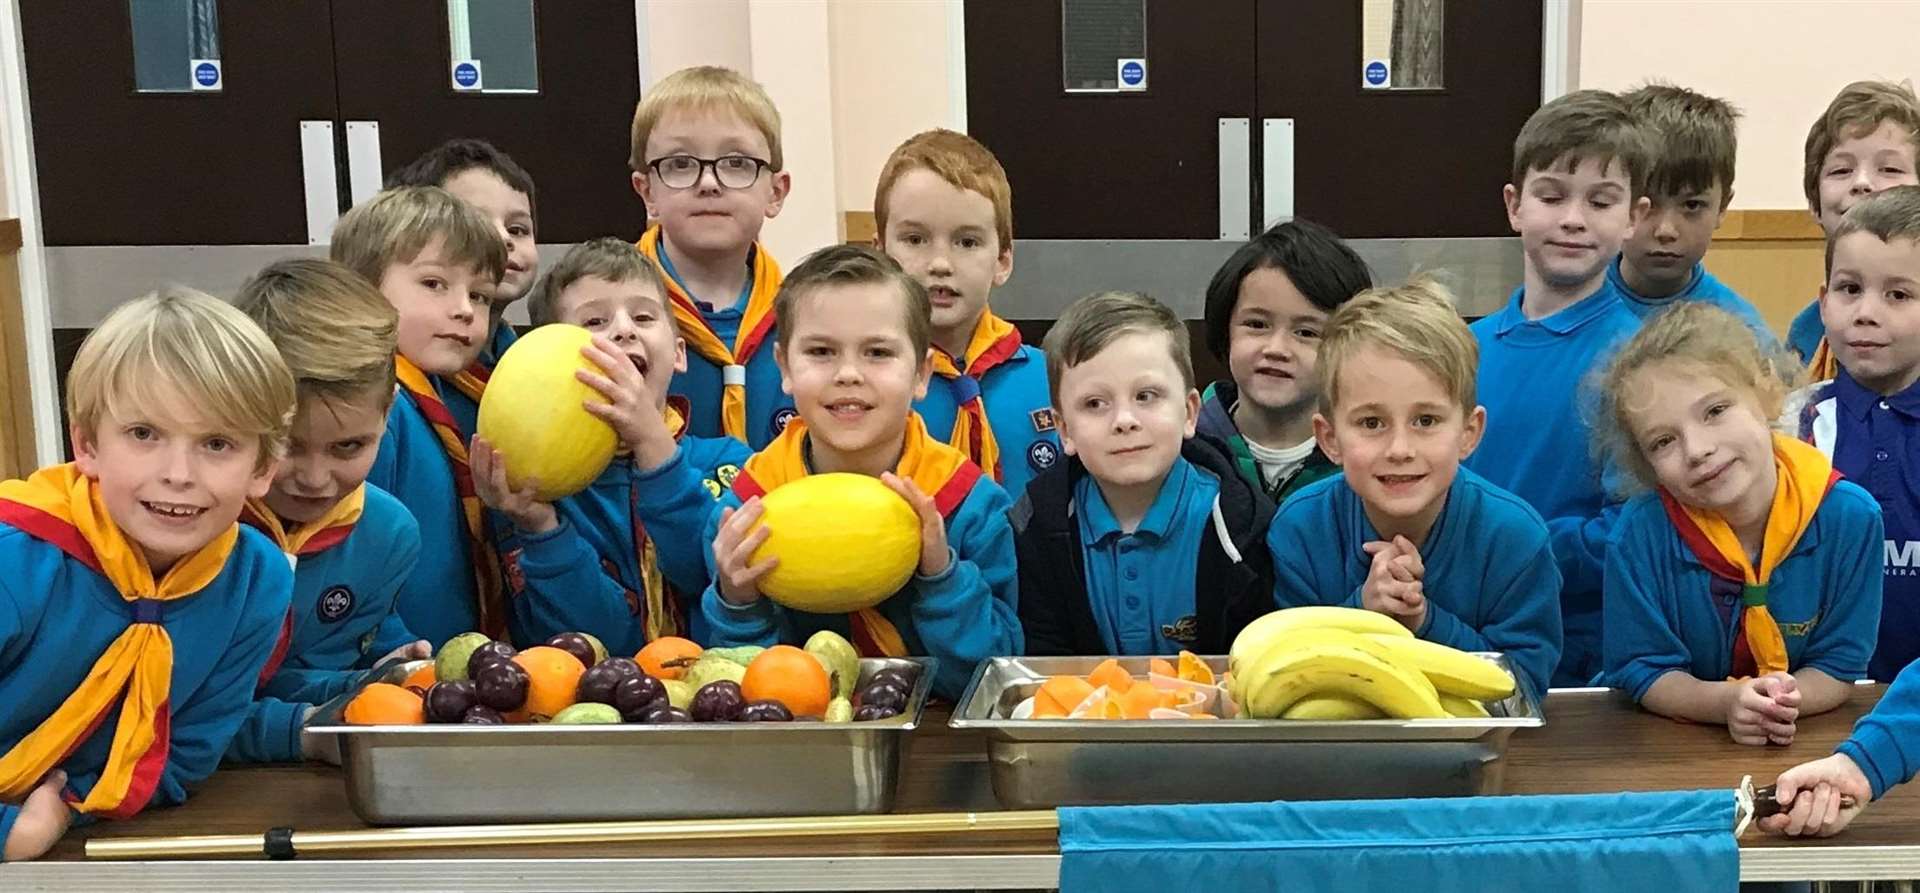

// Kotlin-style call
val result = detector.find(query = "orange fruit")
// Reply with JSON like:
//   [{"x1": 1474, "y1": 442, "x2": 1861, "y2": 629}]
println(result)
[
  {"x1": 1148, "y1": 658, "x2": 1176, "y2": 678},
  {"x1": 1119, "y1": 683, "x2": 1163, "y2": 719},
  {"x1": 636, "y1": 636, "x2": 703, "y2": 680},
  {"x1": 1177, "y1": 651, "x2": 1216, "y2": 685},
  {"x1": 1032, "y1": 676, "x2": 1095, "y2": 718},
  {"x1": 1086, "y1": 658, "x2": 1133, "y2": 694},
  {"x1": 741, "y1": 645, "x2": 832, "y2": 718},
  {"x1": 344, "y1": 683, "x2": 425, "y2": 725},
  {"x1": 513, "y1": 646, "x2": 586, "y2": 721},
  {"x1": 401, "y1": 664, "x2": 437, "y2": 691}
]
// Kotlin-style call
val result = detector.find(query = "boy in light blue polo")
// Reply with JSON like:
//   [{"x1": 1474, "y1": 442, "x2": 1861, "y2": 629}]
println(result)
[{"x1": 1268, "y1": 280, "x2": 1561, "y2": 697}]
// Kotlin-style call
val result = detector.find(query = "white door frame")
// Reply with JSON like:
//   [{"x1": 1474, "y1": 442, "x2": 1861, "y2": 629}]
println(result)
[{"x1": 1, "y1": 0, "x2": 61, "y2": 467}]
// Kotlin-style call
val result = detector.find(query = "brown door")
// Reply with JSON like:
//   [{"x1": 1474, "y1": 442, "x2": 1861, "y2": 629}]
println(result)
[
  {"x1": 964, "y1": 0, "x2": 1259, "y2": 239},
  {"x1": 1254, "y1": 1, "x2": 1541, "y2": 237},
  {"x1": 328, "y1": 1, "x2": 641, "y2": 242},
  {"x1": 20, "y1": 0, "x2": 341, "y2": 245}
]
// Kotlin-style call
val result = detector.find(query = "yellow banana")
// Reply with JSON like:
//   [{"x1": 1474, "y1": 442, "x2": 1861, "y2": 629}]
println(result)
[
  {"x1": 1360, "y1": 633, "x2": 1516, "y2": 701},
  {"x1": 1281, "y1": 694, "x2": 1386, "y2": 720},
  {"x1": 1440, "y1": 694, "x2": 1491, "y2": 718},
  {"x1": 1238, "y1": 628, "x2": 1446, "y2": 719},
  {"x1": 1228, "y1": 606, "x2": 1413, "y2": 676}
]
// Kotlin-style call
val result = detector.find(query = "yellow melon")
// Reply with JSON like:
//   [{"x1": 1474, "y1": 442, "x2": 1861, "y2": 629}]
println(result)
[
  {"x1": 476, "y1": 324, "x2": 617, "y2": 501},
  {"x1": 749, "y1": 473, "x2": 921, "y2": 613}
]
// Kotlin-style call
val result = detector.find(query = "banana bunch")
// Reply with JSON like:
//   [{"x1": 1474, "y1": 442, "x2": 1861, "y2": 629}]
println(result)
[{"x1": 1228, "y1": 607, "x2": 1515, "y2": 720}]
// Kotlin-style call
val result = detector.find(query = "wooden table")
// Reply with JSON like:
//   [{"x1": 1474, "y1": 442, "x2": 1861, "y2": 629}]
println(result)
[{"x1": 9, "y1": 689, "x2": 1918, "y2": 890}]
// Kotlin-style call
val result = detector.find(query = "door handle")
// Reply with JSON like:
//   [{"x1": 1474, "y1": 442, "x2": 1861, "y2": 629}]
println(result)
[
  {"x1": 299, "y1": 120, "x2": 340, "y2": 245},
  {"x1": 345, "y1": 121, "x2": 384, "y2": 206},
  {"x1": 1218, "y1": 117, "x2": 1251, "y2": 240},
  {"x1": 1262, "y1": 118, "x2": 1295, "y2": 228}
]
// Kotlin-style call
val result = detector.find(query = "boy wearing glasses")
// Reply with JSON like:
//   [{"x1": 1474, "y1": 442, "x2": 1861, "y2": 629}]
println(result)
[{"x1": 630, "y1": 66, "x2": 795, "y2": 448}]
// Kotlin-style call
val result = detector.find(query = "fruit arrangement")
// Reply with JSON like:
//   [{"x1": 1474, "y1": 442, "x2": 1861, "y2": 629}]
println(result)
[
  {"x1": 1016, "y1": 652, "x2": 1226, "y2": 720},
  {"x1": 341, "y1": 630, "x2": 918, "y2": 726},
  {"x1": 1227, "y1": 606, "x2": 1516, "y2": 720}
]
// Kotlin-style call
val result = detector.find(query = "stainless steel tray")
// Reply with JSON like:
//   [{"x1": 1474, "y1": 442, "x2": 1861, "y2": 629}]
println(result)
[
  {"x1": 948, "y1": 654, "x2": 1543, "y2": 809},
  {"x1": 308, "y1": 656, "x2": 934, "y2": 825}
]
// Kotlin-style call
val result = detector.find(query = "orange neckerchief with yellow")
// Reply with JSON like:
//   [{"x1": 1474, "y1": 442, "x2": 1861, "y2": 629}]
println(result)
[
  {"x1": 730, "y1": 413, "x2": 981, "y2": 657},
  {"x1": 1657, "y1": 433, "x2": 1840, "y2": 678},
  {"x1": 239, "y1": 485, "x2": 365, "y2": 558},
  {"x1": 634, "y1": 225, "x2": 783, "y2": 442},
  {"x1": 0, "y1": 464, "x2": 238, "y2": 819},
  {"x1": 394, "y1": 355, "x2": 507, "y2": 640},
  {"x1": 1807, "y1": 337, "x2": 1839, "y2": 383},
  {"x1": 930, "y1": 312, "x2": 1023, "y2": 483},
  {"x1": 629, "y1": 398, "x2": 691, "y2": 642}
]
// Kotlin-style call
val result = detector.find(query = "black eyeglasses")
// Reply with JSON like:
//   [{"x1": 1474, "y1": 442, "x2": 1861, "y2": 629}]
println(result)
[{"x1": 646, "y1": 154, "x2": 771, "y2": 190}]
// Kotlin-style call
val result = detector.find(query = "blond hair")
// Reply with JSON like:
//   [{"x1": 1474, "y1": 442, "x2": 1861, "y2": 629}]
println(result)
[
  {"x1": 1624, "y1": 82, "x2": 1740, "y2": 201},
  {"x1": 1042, "y1": 291, "x2": 1193, "y2": 408},
  {"x1": 1596, "y1": 302, "x2": 1801, "y2": 491},
  {"x1": 68, "y1": 287, "x2": 296, "y2": 470},
  {"x1": 1803, "y1": 80, "x2": 1920, "y2": 211},
  {"x1": 629, "y1": 66, "x2": 783, "y2": 173},
  {"x1": 1828, "y1": 184, "x2": 1920, "y2": 275},
  {"x1": 774, "y1": 244, "x2": 929, "y2": 358},
  {"x1": 1317, "y1": 276, "x2": 1477, "y2": 415},
  {"x1": 530, "y1": 237, "x2": 670, "y2": 327},
  {"x1": 330, "y1": 186, "x2": 507, "y2": 288},
  {"x1": 1512, "y1": 89, "x2": 1653, "y2": 197},
  {"x1": 873, "y1": 129, "x2": 1014, "y2": 250},
  {"x1": 234, "y1": 258, "x2": 398, "y2": 406}
]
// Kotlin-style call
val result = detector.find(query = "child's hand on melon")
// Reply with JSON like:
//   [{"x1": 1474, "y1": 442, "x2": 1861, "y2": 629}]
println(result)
[
  {"x1": 577, "y1": 336, "x2": 677, "y2": 471},
  {"x1": 714, "y1": 498, "x2": 779, "y2": 606},
  {"x1": 880, "y1": 473, "x2": 951, "y2": 578},
  {"x1": 470, "y1": 436, "x2": 559, "y2": 535}
]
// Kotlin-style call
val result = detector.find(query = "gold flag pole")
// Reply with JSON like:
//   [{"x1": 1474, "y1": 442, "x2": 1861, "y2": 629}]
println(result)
[{"x1": 86, "y1": 809, "x2": 1062, "y2": 860}]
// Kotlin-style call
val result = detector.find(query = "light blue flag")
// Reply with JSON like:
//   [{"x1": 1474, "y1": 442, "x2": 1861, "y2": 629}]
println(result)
[{"x1": 1060, "y1": 789, "x2": 1737, "y2": 893}]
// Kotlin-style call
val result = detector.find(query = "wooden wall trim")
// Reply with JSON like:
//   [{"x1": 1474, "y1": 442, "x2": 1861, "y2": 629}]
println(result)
[
  {"x1": 0, "y1": 219, "x2": 20, "y2": 253},
  {"x1": 843, "y1": 211, "x2": 877, "y2": 245},
  {"x1": 1713, "y1": 209, "x2": 1822, "y2": 241}
]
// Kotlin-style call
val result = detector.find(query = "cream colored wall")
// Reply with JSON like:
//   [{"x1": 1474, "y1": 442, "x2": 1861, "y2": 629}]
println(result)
[
  {"x1": 1577, "y1": 0, "x2": 1920, "y2": 211},
  {"x1": 828, "y1": 0, "x2": 958, "y2": 219}
]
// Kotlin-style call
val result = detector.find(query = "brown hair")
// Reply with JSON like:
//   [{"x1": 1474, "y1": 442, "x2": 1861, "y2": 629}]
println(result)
[
  {"x1": 1624, "y1": 82, "x2": 1740, "y2": 201},
  {"x1": 1318, "y1": 276, "x2": 1477, "y2": 415},
  {"x1": 1827, "y1": 184, "x2": 1920, "y2": 276},
  {"x1": 1511, "y1": 89, "x2": 1653, "y2": 197},
  {"x1": 629, "y1": 66, "x2": 784, "y2": 173},
  {"x1": 1596, "y1": 302, "x2": 1800, "y2": 491},
  {"x1": 1042, "y1": 290, "x2": 1193, "y2": 408},
  {"x1": 774, "y1": 244, "x2": 930, "y2": 358},
  {"x1": 873, "y1": 129, "x2": 1014, "y2": 250},
  {"x1": 234, "y1": 258, "x2": 398, "y2": 407},
  {"x1": 329, "y1": 186, "x2": 507, "y2": 288},
  {"x1": 1803, "y1": 80, "x2": 1920, "y2": 211},
  {"x1": 531, "y1": 237, "x2": 671, "y2": 327}
]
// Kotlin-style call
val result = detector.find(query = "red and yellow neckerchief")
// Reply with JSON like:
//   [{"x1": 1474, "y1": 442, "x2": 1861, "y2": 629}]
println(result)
[
  {"x1": 730, "y1": 413, "x2": 980, "y2": 657},
  {"x1": 628, "y1": 397, "x2": 691, "y2": 642},
  {"x1": 1807, "y1": 337, "x2": 1839, "y2": 384},
  {"x1": 0, "y1": 464, "x2": 238, "y2": 819},
  {"x1": 394, "y1": 355, "x2": 507, "y2": 640},
  {"x1": 1658, "y1": 433, "x2": 1839, "y2": 678},
  {"x1": 930, "y1": 312, "x2": 1023, "y2": 483},
  {"x1": 634, "y1": 225, "x2": 783, "y2": 442}
]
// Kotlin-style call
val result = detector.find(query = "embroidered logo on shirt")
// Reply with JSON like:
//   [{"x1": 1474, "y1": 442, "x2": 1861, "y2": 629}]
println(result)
[
  {"x1": 771, "y1": 408, "x2": 799, "y2": 437},
  {"x1": 1028, "y1": 440, "x2": 1059, "y2": 471},
  {"x1": 317, "y1": 586, "x2": 355, "y2": 623},
  {"x1": 1030, "y1": 408, "x2": 1058, "y2": 432},
  {"x1": 1161, "y1": 615, "x2": 1198, "y2": 645},
  {"x1": 503, "y1": 548, "x2": 528, "y2": 596},
  {"x1": 705, "y1": 463, "x2": 742, "y2": 499},
  {"x1": 1778, "y1": 613, "x2": 1821, "y2": 639},
  {"x1": 359, "y1": 629, "x2": 377, "y2": 656}
]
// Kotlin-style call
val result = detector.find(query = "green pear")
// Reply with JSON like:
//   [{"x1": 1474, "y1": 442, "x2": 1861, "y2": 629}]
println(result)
[
  {"x1": 662, "y1": 678, "x2": 695, "y2": 711},
  {"x1": 550, "y1": 703, "x2": 621, "y2": 725},
  {"x1": 824, "y1": 696, "x2": 853, "y2": 723},
  {"x1": 434, "y1": 632, "x2": 491, "y2": 682},
  {"x1": 683, "y1": 654, "x2": 748, "y2": 691},
  {"x1": 804, "y1": 630, "x2": 860, "y2": 700},
  {"x1": 702, "y1": 645, "x2": 765, "y2": 667}
]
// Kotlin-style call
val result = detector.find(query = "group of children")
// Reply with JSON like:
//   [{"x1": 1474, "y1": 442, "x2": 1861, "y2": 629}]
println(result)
[{"x1": 5, "y1": 64, "x2": 1920, "y2": 858}]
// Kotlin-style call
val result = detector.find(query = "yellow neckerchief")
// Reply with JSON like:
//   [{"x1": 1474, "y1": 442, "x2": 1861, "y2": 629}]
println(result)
[
  {"x1": 0, "y1": 464, "x2": 237, "y2": 819},
  {"x1": 729, "y1": 413, "x2": 981, "y2": 657},
  {"x1": 393, "y1": 355, "x2": 507, "y2": 640},
  {"x1": 239, "y1": 485, "x2": 365, "y2": 557},
  {"x1": 632, "y1": 400, "x2": 689, "y2": 642},
  {"x1": 634, "y1": 225, "x2": 783, "y2": 442},
  {"x1": 1657, "y1": 434, "x2": 1839, "y2": 677},
  {"x1": 1807, "y1": 337, "x2": 1839, "y2": 383},
  {"x1": 929, "y1": 311, "x2": 1024, "y2": 483}
]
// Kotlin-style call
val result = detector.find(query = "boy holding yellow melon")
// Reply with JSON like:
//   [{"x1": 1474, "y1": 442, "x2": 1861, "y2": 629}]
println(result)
[
  {"x1": 694, "y1": 245, "x2": 1022, "y2": 699},
  {"x1": 470, "y1": 238, "x2": 749, "y2": 654},
  {"x1": 1012, "y1": 291, "x2": 1276, "y2": 657}
]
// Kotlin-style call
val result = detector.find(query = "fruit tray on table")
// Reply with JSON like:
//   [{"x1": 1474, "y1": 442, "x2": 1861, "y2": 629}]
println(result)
[
  {"x1": 948, "y1": 654, "x2": 1543, "y2": 809},
  {"x1": 308, "y1": 656, "x2": 935, "y2": 825}
]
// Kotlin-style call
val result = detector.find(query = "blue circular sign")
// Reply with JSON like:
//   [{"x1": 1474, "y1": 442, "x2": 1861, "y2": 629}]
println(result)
[
  {"x1": 1119, "y1": 60, "x2": 1145, "y2": 87},
  {"x1": 193, "y1": 62, "x2": 220, "y2": 87},
  {"x1": 453, "y1": 61, "x2": 481, "y2": 88},
  {"x1": 1364, "y1": 60, "x2": 1389, "y2": 86}
]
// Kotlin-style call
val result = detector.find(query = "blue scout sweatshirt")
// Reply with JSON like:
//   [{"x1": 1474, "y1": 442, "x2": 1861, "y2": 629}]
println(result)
[{"x1": 915, "y1": 342, "x2": 1061, "y2": 500}]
